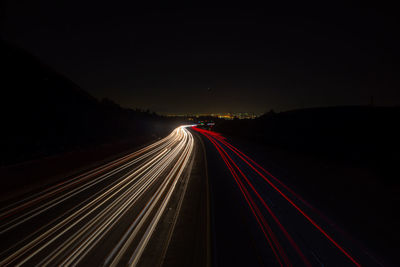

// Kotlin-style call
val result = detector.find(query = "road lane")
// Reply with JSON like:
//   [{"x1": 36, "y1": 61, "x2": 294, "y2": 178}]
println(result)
[
  {"x1": 0, "y1": 126, "x2": 194, "y2": 266},
  {"x1": 193, "y1": 126, "x2": 384, "y2": 267}
]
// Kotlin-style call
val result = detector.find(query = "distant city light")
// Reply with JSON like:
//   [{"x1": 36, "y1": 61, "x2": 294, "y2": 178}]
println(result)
[{"x1": 165, "y1": 112, "x2": 259, "y2": 120}]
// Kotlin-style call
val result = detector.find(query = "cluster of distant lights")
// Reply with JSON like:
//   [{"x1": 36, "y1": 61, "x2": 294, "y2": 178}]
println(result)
[{"x1": 166, "y1": 112, "x2": 259, "y2": 120}]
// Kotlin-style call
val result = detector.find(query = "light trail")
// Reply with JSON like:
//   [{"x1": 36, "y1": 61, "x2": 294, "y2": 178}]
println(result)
[
  {"x1": 192, "y1": 126, "x2": 363, "y2": 267},
  {"x1": 205, "y1": 135, "x2": 287, "y2": 267},
  {"x1": 0, "y1": 126, "x2": 195, "y2": 266}
]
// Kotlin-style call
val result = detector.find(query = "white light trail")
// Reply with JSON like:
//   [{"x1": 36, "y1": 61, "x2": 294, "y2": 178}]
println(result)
[{"x1": 0, "y1": 126, "x2": 195, "y2": 266}]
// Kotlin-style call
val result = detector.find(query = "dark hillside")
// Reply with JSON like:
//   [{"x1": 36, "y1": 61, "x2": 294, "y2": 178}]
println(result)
[
  {"x1": 0, "y1": 40, "x2": 179, "y2": 166},
  {"x1": 215, "y1": 106, "x2": 400, "y2": 182}
]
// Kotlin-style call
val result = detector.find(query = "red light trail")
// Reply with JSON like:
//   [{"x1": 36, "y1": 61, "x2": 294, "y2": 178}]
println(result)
[{"x1": 192, "y1": 126, "x2": 362, "y2": 267}]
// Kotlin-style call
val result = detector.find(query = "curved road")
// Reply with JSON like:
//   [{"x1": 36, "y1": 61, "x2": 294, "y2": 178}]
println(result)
[
  {"x1": 0, "y1": 126, "x2": 194, "y2": 266},
  {"x1": 0, "y1": 125, "x2": 389, "y2": 266}
]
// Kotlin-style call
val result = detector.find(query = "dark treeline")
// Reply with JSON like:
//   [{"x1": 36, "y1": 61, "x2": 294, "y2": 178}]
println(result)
[
  {"x1": 215, "y1": 106, "x2": 400, "y2": 183},
  {"x1": 1, "y1": 40, "x2": 184, "y2": 166}
]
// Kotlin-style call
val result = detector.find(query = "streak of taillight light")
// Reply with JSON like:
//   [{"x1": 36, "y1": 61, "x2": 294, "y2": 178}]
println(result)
[
  {"x1": 214, "y1": 140, "x2": 312, "y2": 267},
  {"x1": 203, "y1": 134, "x2": 289, "y2": 267},
  {"x1": 193, "y1": 127, "x2": 361, "y2": 267},
  {"x1": 215, "y1": 137, "x2": 351, "y2": 240}
]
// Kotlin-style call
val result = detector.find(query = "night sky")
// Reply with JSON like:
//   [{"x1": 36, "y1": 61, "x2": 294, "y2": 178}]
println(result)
[{"x1": 2, "y1": 2, "x2": 399, "y2": 114}]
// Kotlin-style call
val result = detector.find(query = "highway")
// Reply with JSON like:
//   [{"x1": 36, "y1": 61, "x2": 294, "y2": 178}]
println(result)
[
  {"x1": 0, "y1": 124, "x2": 388, "y2": 267},
  {"x1": 0, "y1": 126, "x2": 194, "y2": 266},
  {"x1": 192, "y1": 126, "x2": 384, "y2": 267}
]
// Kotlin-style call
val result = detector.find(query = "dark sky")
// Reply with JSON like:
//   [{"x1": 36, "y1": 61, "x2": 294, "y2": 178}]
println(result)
[{"x1": 2, "y1": 2, "x2": 400, "y2": 114}]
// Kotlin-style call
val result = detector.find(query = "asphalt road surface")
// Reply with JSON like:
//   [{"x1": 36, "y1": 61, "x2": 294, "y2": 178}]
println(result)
[
  {"x1": 1, "y1": 124, "x2": 390, "y2": 267},
  {"x1": 0, "y1": 126, "x2": 196, "y2": 266},
  {"x1": 193, "y1": 126, "x2": 386, "y2": 267}
]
